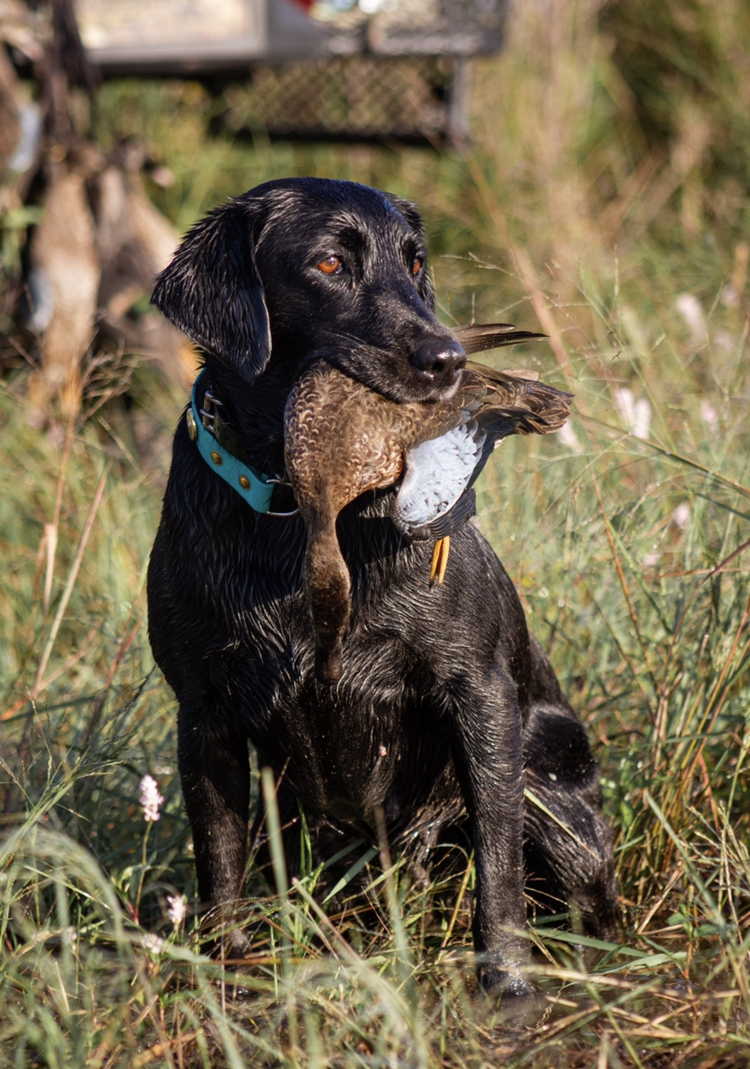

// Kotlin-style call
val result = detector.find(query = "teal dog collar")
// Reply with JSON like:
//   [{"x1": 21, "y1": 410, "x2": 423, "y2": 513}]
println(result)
[{"x1": 187, "y1": 372, "x2": 296, "y2": 516}]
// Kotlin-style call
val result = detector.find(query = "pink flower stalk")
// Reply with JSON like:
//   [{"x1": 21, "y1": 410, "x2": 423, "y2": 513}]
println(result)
[
  {"x1": 142, "y1": 932, "x2": 164, "y2": 954},
  {"x1": 139, "y1": 774, "x2": 165, "y2": 822},
  {"x1": 167, "y1": 894, "x2": 188, "y2": 927},
  {"x1": 613, "y1": 386, "x2": 651, "y2": 440},
  {"x1": 673, "y1": 502, "x2": 691, "y2": 530}
]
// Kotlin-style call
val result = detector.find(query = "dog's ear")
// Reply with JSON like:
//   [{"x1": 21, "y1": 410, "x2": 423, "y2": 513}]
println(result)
[{"x1": 151, "y1": 198, "x2": 271, "y2": 382}]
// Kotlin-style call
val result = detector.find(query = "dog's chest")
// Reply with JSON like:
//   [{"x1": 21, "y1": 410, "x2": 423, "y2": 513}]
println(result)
[{"x1": 251, "y1": 665, "x2": 454, "y2": 822}]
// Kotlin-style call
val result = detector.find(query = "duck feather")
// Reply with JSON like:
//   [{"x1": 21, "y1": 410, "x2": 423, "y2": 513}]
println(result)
[{"x1": 284, "y1": 326, "x2": 572, "y2": 683}]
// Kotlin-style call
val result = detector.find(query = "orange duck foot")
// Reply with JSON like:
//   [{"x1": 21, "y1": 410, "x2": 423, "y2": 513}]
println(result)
[{"x1": 429, "y1": 536, "x2": 451, "y2": 587}]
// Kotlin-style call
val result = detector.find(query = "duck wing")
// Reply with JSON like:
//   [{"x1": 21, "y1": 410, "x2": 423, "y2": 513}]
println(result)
[
  {"x1": 453, "y1": 322, "x2": 547, "y2": 355},
  {"x1": 390, "y1": 361, "x2": 570, "y2": 457},
  {"x1": 391, "y1": 366, "x2": 573, "y2": 538},
  {"x1": 391, "y1": 420, "x2": 485, "y2": 538},
  {"x1": 458, "y1": 363, "x2": 573, "y2": 486},
  {"x1": 459, "y1": 363, "x2": 572, "y2": 432}
]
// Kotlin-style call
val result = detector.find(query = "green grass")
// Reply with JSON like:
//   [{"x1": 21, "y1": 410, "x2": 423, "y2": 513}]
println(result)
[{"x1": 2, "y1": 0, "x2": 750, "y2": 1064}]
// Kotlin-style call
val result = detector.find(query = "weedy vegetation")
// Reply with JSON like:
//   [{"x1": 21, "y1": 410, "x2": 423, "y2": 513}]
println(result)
[{"x1": 1, "y1": 0, "x2": 750, "y2": 1065}]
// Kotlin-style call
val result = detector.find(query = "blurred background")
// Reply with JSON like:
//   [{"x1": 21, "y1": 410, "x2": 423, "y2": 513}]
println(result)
[
  {"x1": 2, "y1": 0, "x2": 748, "y2": 426},
  {"x1": 1, "y1": 0, "x2": 750, "y2": 1064}
]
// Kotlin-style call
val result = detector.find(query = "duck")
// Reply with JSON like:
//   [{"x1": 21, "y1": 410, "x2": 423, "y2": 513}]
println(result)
[{"x1": 284, "y1": 323, "x2": 573, "y2": 683}]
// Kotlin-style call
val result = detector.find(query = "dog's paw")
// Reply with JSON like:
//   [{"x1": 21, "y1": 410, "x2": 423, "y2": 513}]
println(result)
[
  {"x1": 217, "y1": 926, "x2": 254, "y2": 961},
  {"x1": 201, "y1": 908, "x2": 254, "y2": 961},
  {"x1": 478, "y1": 960, "x2": 533, "y2": 1000}
]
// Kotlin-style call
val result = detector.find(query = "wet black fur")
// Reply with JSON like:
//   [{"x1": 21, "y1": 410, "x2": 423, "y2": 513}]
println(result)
[{"x1": 148, "y1": 177, "x2": 616, "y2": 996}]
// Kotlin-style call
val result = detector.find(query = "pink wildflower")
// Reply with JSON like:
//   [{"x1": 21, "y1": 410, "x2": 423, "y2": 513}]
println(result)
[
  {"x1": 167, "y1": 894, "x2": 188, "y2": 928},
  {"x1": 142, "y1": 932, "x2": 164, "y2": 954},
  {"x1": 139, "y1": 774, "x2": 164, "y2": 822}
]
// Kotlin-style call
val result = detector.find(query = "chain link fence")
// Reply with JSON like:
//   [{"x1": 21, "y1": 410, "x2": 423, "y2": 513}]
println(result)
[{"x1": 223, "y1": 55, "x2": 463, "y2": 141}]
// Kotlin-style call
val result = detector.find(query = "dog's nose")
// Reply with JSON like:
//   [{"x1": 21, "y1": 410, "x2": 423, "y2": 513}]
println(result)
[{"x1": 410, "y1": 337, "x2": 466, "y2": 385}]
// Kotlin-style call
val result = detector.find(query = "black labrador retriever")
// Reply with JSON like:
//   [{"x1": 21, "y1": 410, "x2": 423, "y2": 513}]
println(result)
[{"x1": 147, "y1": 177, "x2": 616, "y2": 996}]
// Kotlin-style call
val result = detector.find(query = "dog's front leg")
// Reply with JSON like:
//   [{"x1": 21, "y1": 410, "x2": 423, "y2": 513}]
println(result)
[
  {"x1": 452, "y1": 666, "x2": 531, "y2": 997},
  {"x1": 177, "y1": 703, "x2": 250, "y2": 952}
]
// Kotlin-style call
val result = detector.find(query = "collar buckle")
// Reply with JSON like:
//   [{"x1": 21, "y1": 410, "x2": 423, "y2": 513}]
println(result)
[
  {"x1": 189, "y1": 371, "x2": 299, "y2": 519},
  {"x1": 200, "y1": 388, "x2": 223, "y2": 432}
]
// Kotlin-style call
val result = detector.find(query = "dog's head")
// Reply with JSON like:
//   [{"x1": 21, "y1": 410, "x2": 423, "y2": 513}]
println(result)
[{"x1": 152, "y1": 177, "x2": 466, "y2": 404}]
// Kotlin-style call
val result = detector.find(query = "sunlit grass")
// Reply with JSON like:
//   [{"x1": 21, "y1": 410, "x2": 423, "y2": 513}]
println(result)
[{"x1": 2, "y1": 0, "x2": 750, "y2": 1063}]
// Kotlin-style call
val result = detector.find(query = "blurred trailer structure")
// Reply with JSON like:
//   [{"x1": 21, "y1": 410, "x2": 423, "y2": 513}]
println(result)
[
  {"x1": 74, "y1": 0, "x2": 509, "y2": 140},
  {"x1": 0, "y1": 0, "x2": 508, "y2": 414}
]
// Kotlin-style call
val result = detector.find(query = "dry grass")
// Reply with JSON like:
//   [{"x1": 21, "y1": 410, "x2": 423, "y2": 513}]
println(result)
[{"x1": 1, "y1": 0, "x2": 750, "y2": 1064}]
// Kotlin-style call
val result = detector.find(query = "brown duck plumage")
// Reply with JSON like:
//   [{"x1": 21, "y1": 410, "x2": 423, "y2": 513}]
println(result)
[{"x1": 284, "y1": 324, "x2": 573, "y2": 683}]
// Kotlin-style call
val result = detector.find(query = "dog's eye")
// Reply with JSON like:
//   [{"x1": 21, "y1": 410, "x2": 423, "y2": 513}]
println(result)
[
  {"x1": 411, "y1": 257, "x2": 424, "y2": 277},
  {"x1": 317, "y1": 255, "x2": 342, "y2": 275}
]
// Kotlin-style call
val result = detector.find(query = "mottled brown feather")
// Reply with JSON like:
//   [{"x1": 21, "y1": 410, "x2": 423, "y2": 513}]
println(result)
[
  {"x1": 284, "y1": 348, "x2": 572, "y2": 684},
  {"x1": 452, "y1": 323, "x2": 546, "y2": 354}
]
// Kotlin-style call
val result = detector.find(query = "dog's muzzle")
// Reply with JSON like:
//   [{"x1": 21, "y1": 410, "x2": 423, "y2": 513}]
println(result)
[{"x1": 409, "y1": 337, "x2": 466, "y2": 391}]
